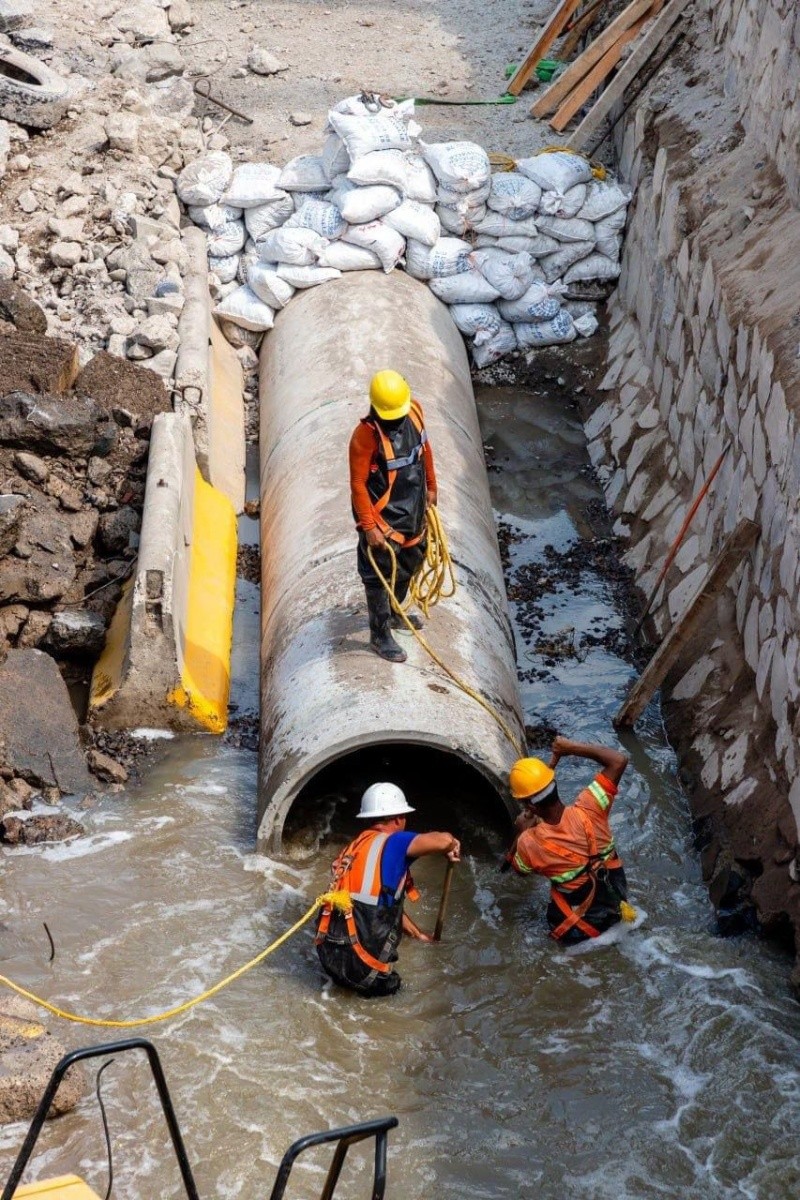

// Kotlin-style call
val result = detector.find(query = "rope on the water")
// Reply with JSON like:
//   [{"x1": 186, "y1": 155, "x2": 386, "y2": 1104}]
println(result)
[
  {"x1": 368, "y1": 507, "x2": 524, "y2": 753},
  {"x1": 0, "y1": 893, "x2": 352, "y2": 1028}
]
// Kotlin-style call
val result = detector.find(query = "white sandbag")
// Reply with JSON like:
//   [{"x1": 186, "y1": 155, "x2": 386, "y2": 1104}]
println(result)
[
  {"x1": 437, "y1": 204, "x2": 486, "y2": 235},
  {"x1": 223, "y1": 163, "x2": 284, "y2": 209},
  {"x1": 219, "y1": 320, "x2": 263, "y2": 351},
  {"x1": 436, "y1": 203, "x2": 487, "y2": 236},
  {"x1": 594, "y1": 210, "x2": 627, "y2": 257},
  {"x1": 498, "y1": 284, "x2": 561, "y2": 323},
  {"x1": 421, "y1": 141, "x2": 491, "y2": 194},
  {"x1": 208, "y1": 254, "x2": 240, "y2": 285},
  {"x1": 538, "y1": 242, "x2": 595, "y2": 284},
  {"x1": 318, "y1": 241, "x2": 383, "y2": 271},
  {"x1": 257, "y1": 226, "x2": 328, "y2": 265},
  {"x1": 276, "y1": 263, "x2": 342, "y2": 288},
  {"x1": 494, "y1": 234, "x2": 561, "y2": 257},
  {"x1": 516, "y1": 150, "x2": 592, "y2": 194},
  {"x1": 405, "y1": 236, "x2": 472, "y2": 280},
  {"x1": 332, "y1": 182, "x2": 401, "y2": 224},
  {"x1": 214, "y1": 285, "x2": 275, "y2": 331},
  {"x1": 329, "y1": 94, "x2": 416, "y2": 124},
  {"x1": 562, "y1": 253, "x2": 621, "y2": 283},
  {"x1": 278, "y1": 154, "x2": 329, "y2": 192},
  {"x1": 322, "y1": 133, "x2": 350, "y2": 182},
  {"x1": 177, "y1": 151, "x2": 233, "y2": 206},
  {"x1": 292, "y1": 190, "x2": 322, "y2": 212},
  {"x1": 474, "y1": 212, "x2": 540, "y2": 239},
  {"x1": 538, "y1": 183, "x2": 587, "y2": 218},
  {"x1": 448, "y1": 303, "x2": 502, "y2": 338},
  {"x1": 515, "y1": 310, "x2": 576, "y2": 347},
  {"x1": 471, "y1": 320, "x2": 517, "y2": 368},
  {"x1": 535, "y1": 215, "x2": 596, "y2": 244},
  {"x1": 328, "y1": 109, "x2": 413, "y2": 161},
  {"x1": 487, "y1": 172, "x2": 542, "y2": 220},
  {"x1": 574, "y1": 311, "x2": 599, "y2": 337},
  {"x1": 188, "y1": 202, "x2": 242, "y2": 231},
  {"x1": 206, "y1": 217, "x2": 246, "y2": 258},
  {"x1": 246, "y1": 261, "x2": 295, "y2": 308},
  {"x1": 437, "y1": 180, "x2": 492, "y2": 209},
  {"x1": 244, "y1": 194, "x2": 295, "y2": 242},
  {"x1": 238, "y1": 238, "x2": 259, "y2": 284},
  {"x1": 285, "y1": 198, "x2": 347, "y2": 239},
  {"x1": 342, "y1": 221, "x2": 406, "y2": 272},
  {"x1": 215, "y1": 280, "x2": 239, "y2": 301},
  {"x1": 347, "y1": 149, "x2": 437, "y2": 203},
  {"x1": 596, "y1": 231, "x2": 622, "y2": 260},
  {"x1": 428, "y1": 270, "x2": 501, "y2": 304},
  {"x1": 469, "y1": 248, "x2": 536, "y2": 301},
  {"x1": 384, "y1": 199, "x2": 440, "y2": 246},
  {"x1": 577, "y1": 179, "x2": 630, "y2": 222}
]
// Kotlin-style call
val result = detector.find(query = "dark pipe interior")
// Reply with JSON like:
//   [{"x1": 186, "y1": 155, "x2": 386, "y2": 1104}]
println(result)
[{"x1": 282, "y1": 743, "x2": 513, "y2": 861}]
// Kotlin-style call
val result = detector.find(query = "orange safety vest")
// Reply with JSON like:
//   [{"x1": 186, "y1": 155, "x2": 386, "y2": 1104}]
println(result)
[
  {"x1": 545, "y1": 808, "x2": 623, "y2": 942},
  {"x1": 361, "y1": 400, "x2": 428, "y2": 548},
  {"x1": 315, "y1": 829, "x2": 419, "y2": 975}
]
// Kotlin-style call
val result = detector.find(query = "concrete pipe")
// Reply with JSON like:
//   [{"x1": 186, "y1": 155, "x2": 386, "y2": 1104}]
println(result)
[{"x1": 257, "y1": 271, "x2": 524, "y2": 851}]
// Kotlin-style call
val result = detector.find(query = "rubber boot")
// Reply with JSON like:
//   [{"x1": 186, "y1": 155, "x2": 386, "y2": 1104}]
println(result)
[
  {"x1": 391, "y1": 610, "x2": 423, "y2": 631},
  {"x1": 366, "y1": 587, "x2": 407, "y2": 664}
]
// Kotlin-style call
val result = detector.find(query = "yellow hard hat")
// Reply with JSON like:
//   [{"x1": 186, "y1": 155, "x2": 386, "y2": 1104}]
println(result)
[
  {"x1": 509, "y1": 757, "x2": 556, "y2": 803},
  {"x1": 370, "y1": 370, "x2": 412, "y2": 420}
]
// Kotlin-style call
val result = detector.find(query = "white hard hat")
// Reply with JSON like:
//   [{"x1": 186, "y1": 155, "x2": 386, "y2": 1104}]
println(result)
[{"x1": 357, "y1": 782, "x2": 415, "y2": 820}]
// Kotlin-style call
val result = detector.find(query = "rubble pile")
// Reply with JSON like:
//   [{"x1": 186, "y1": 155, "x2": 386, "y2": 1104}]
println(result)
[{"x1": 178, "y1": 95, "x2": 630, "y2": 367}]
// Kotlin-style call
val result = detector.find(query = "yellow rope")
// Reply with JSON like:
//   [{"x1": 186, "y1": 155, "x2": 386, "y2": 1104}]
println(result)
[
  {"x1": 0, "y1": 893, "x2": 350, "y2": 1029},
  {"x1": 368, "y1": 508, "x2": 523, "y2": 753}
]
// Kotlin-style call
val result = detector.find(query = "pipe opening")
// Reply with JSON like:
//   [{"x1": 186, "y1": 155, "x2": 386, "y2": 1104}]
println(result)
[{"x1": 281, "y1": 743, "x2": 512, "y2": 861}]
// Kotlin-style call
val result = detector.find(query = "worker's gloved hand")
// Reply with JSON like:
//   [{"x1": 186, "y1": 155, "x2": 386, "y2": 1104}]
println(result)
[{"x1": 365, "y1": 526, "x2": 387, "y2": 549}]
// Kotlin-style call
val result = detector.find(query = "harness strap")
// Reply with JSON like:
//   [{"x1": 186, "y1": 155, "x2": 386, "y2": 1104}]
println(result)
[
  {"x1": 548, "y1": 808, "x2": 604, "y2": 942},
  {"x1": 314, "y1": 902, "x2": 393, "y2": 975},
  {"x1": 363, "y1": 401, "x2": 427, "y2": 548}
]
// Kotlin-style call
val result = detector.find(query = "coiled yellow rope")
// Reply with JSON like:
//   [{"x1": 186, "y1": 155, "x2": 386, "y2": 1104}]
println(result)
[
  {"x1": 367, "y1": 508, "x2": 524, "y2": 753},
  {"x1": 0, "y1": 892, "x2": 352, "y2": 1028}
]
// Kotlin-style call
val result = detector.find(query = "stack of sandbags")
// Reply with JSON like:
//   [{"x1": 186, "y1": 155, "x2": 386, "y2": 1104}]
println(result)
[{"x1": 175, "y1": 98, "x2": 631, "y2": 366}]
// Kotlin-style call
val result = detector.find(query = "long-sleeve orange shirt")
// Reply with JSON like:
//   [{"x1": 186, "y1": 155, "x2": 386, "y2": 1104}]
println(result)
[{"x1": 349, "y1": 412, "x2": 437, "y2": 532}]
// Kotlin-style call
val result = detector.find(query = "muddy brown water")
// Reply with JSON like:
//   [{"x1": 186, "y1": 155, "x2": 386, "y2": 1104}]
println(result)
[{"x1": 2, "y1": 390, "x2": 799, "y2": 1199}]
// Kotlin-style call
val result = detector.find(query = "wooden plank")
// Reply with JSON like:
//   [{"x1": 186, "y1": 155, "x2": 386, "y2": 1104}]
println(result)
[
  {"x1": 613, "y1": 519, "x2": 759, "y2": 728},
  {"x1": 549, "y1": 16, "x2": 647, "y2": 133},
  {"x1": 506, "y1": 0, "x2": 584, "y2": 97},
  {"x1": 560, "y1": 0, "x2": 612, "y2": 60},
  {"x1": 530, "y1": 0, "x2": 655, "y2": 117},
  {"x1": 568, "y1": 0, "x2": 694, "y2": 149}
]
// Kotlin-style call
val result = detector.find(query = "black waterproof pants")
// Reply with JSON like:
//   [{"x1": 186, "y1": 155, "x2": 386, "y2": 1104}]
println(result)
[{"x1": 357, "y1": 534, "x2": 426, "y2": 636}]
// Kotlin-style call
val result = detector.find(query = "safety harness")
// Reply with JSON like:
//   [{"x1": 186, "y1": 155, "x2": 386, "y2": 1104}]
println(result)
[
  {"x1": 548, "y1": 807, "x2": 623, "y2": 941},
  {"x1": 316, "y1": 830, "x2": 419, "y2": 975},
  {"x1": 361, "y1": 400, "x2": 428, "y2": 547}
]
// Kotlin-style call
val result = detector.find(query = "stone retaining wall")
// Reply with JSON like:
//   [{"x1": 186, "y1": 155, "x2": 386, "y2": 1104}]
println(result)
[{"x1": 584, "y1": 4, "x2": 800, "y2": 985}]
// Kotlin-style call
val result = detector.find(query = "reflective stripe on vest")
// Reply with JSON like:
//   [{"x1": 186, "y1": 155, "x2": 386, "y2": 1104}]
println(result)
[
  {"x1": 331, "y1": 829, "x2": 408, "y2": 907},
  {"x1": 385, "y1": 428, "x2": 428, "y2": 471},
  {"x1": 587, "y1": 780, "x2": 611, "y2": 811},
  {"x1": 349, "y1": 832, "x2": 388, "y2": 905}
]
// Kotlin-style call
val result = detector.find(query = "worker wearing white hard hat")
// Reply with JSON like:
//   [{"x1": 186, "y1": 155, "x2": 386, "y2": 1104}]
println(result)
[{"x1": 315, "y1": 783, "x2": 460, "y2": 997}]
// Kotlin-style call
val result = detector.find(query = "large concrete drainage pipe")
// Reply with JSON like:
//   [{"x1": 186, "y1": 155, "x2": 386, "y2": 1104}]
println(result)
[{"x1": 257, "y1": 272, "x2": 524, "y2": 851}]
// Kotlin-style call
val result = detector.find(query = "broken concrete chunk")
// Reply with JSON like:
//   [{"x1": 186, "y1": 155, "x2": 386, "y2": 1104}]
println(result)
[
  {"x1": 0, "y1": 996, "x2": 86, "y2": 1122},
  {"x1": 0, "y1": 648, "x2": 92, "y2": 796},
  {"x1": 248, "y1": 48, "x2": 288, "y2": 76},
  {"x1": 49, "y1": 241, "x2": 83, "y2": 268},
  {"x1": 49, "y1": 609, "x2": 107, "y2": 657},
  {"x1": 0, "y1": 495, "x2": 25, "y2": 556},
  {"x1": 9, "y1": 26, "x2": 53, "y2": 51},
  {"x1": 0, "y1": 1, "x2": 32, "y2": 34},
  {"x1": 0, "y1": 390, "x2": 99, "y2": 456},
  {"x1": 0, "y1": 278, "x2": 46, "y2": 334},
  {"x1": 12, "y1": 451, "x2": 48, "y2": 485},
  {"x1": 112, "y1": 2, "x2": 170, "y2": 43},
  {"x1": 87, "y1": 748, "x2": 128, "y2": 784},
  {"x1": 167, "y1": 0, "x2": 194, "y2": 32},
  {"x1": 2, "y1": 808, "x2": 86, "y2": 845},
  {"x1": 106, "y1": 111, "x2": 139, "y2": 154},
  {"x1": 97, "y1": 505, "x2": 140, "y2": 554},
  {"x1": 17, "y1": 609, "x2": 52, "y2": 648}
]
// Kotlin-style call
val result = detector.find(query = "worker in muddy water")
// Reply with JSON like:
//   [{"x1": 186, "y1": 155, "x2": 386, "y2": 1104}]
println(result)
[
  {"x1": 349, "y1": 369, "x2": 437, "y2": 664},
  {"x1": 315, "y1": 782, "x2": 460, "y2": 997},
  {"x1": 505, "y1": 736, "x2": 632, "y2": 944}
]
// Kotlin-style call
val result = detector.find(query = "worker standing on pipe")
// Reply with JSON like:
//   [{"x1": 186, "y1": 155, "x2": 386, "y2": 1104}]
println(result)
[
  {"x1": 505, "y1": 737, "x2": 632, "y2": 944},
  {"x1": 315, "y1": 782, "x2": 460, "y2": 997},
  {"x1": 349, "y1": 369, "x2": 438, "y2": 664}
]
